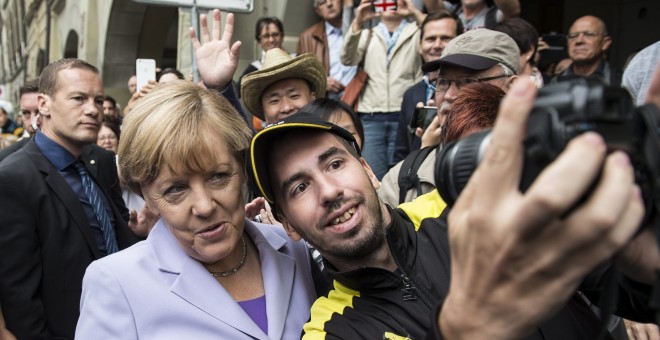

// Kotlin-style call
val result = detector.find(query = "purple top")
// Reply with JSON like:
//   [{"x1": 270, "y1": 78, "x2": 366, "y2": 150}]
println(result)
[{"x1": 238, "y1": 295, "x2": 268, "y2": 334}]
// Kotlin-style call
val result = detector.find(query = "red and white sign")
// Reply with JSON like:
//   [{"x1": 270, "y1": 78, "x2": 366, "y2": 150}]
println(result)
[{"x1": 373, "y1": 0, "x2": 397, "y2": 12}]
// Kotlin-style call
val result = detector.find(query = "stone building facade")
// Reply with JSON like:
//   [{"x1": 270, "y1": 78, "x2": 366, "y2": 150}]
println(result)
[{"x1": 0, "y1": 0, "x2": 317, "y2": 112}]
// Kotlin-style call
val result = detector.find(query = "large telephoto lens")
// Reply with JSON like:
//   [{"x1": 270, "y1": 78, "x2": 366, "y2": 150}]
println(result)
[
  {"x1": 434, "y1": 79, "x2": 642, "y2": 209},
  {"x1": 435, "y1": 130, "x2": 492, "y2": 207}
]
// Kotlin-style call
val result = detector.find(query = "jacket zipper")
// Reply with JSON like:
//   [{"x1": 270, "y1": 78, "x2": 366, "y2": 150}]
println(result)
[
  {"x1": 397, "y1": 271, "x2": 434, "y2": 310},
  {"x1": 387, "y1": 238, "x2": 435, "y2": 310}
]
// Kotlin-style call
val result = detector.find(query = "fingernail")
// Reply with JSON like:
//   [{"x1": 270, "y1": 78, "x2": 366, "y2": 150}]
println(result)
[
  {"x1": 612, "y1": 151, "x2": 631, "y2": 166},
  {"x1": 582, "y1": 131, "x2": 604, "y2": 146}
]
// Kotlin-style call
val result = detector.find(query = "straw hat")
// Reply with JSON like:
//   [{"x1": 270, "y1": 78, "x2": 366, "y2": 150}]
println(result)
[{"x1": 241, "y1": 48, "x2": 326, "y2": 120}]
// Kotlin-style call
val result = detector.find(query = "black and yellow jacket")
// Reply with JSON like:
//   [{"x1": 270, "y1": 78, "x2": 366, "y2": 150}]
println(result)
[
  {"x1": 302, "y1": 189, "x2": 656, "y2": 340},
  {"x1": 303, "y1": 190, "x2": 448, "y2": 340}
]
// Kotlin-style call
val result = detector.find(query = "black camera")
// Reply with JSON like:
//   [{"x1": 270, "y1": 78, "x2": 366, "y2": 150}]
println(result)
[{"x1": 435, "y1": 79, "x2": 660, "y2": 222}]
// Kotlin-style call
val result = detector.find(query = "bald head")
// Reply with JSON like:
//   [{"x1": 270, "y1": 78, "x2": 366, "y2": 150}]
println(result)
[
  {"x1": 567, "y1": 15, "x2": 611, "y2": 67},
  {"x1": 570, "y1": 15, "x2": 607, "y2": 35}
]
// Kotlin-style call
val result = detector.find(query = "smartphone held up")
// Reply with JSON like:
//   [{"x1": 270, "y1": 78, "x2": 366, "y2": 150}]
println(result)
[{"x1": 136, "y1": 59, "x2": 156, "y2": 92}]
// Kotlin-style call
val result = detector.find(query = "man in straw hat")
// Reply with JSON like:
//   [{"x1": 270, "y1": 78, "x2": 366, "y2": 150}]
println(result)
[{"x1": 241, "y1": 48, "x2": 326, "y2": 125}]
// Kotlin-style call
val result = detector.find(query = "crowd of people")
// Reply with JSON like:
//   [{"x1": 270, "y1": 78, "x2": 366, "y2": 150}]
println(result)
[{"x1": 0, "y1": 0, "x2": 659, "y2": 339}]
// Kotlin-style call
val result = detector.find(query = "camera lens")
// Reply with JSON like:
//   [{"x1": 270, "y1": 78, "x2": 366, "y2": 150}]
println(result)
[{"x1": 436, "y1": 130, "x2": 492, "y2": 206}]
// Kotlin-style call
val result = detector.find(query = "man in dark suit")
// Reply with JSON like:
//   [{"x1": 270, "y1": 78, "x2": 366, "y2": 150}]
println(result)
[
  {"x1": 0, "y1": 79, "x2": 41, "y2": 162},
  {"x1": 393, "y1": 10, "x2": 460, "y2": 163},
  {"x1": 0, "y1": 58, "x2": 139, "y2": 339}
]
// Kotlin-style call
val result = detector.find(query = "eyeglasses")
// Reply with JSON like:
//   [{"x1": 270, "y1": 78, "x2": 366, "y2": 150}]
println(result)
[
  {"x1": 567, "y1": 31, "x2": 601, "y2": 40},
  {"x1": 435, "y1": 74, "x2": 508, "y2": 92},
  {"x1": 260, "y1": 32, "x2": 282, "y2": 40}
]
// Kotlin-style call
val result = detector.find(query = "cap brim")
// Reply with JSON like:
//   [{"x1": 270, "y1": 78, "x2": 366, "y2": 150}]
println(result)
[
  {"x1": 250, "y1": 114, "x2": 360, "y2": 203},
  {"x1": 251, "y1": 123, "x2": 330, "y2": 202},
  {"x1": 422, "y1": 54, "x2": 499, "y2": 73},
  {"x1": 422, "y1": 59, "x2": 442, "y2": 73}
]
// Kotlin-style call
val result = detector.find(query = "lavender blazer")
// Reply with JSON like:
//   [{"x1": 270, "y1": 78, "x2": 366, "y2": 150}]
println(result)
[{"x1": 76, "y1": 219, "x2": 316, "y2": 339}]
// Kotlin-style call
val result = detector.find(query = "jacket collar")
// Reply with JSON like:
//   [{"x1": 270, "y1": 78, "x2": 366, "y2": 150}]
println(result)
[
  {"x1": 374, "y1": 21, "x2": 419, "y2": 59},
  {"x1": 323, "y1": 206, "x2": 416, "y2": 292},
  {"x1": 149, "y1": 219, "x2": 296, "y2": 339},
  {"x1": 23, "y1": 140, "x2": 104, "y2": 258},
  {"x1": 310, "y1": 21, "x2": 327, "y2": 41}
]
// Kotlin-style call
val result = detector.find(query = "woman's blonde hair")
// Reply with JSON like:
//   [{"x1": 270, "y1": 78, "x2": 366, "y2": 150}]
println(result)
[{"x1": 118, "y1": 81, "x2": 252, "y2": 196}]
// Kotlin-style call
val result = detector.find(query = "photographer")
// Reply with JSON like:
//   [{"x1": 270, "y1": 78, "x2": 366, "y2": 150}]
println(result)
[
  {"x1": 341, "y1": 0, "x2": 426, "y2": 180},
  {"x1": 379, "y1": 28, "x2": 519, "y2": 206},
  {"x1": 432, "y1": 71, "x2": 660, "y2": 339}
]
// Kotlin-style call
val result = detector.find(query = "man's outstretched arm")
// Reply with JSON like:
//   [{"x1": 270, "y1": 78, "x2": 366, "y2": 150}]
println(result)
[{"x1": 437, "y1": 77, "x2": 646, "y2": 339}]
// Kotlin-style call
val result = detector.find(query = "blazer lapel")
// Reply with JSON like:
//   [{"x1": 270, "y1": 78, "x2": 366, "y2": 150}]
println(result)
[
  {"x1": 80, "y1": 146, "x2": 100, "y2": 180},
  {"x1": 24, "y1": 141, "x2": 102, "y2": 258},
  {"x1": 150, "y1": 221, "x2": 267, "y2": 339},
  {"x1": 245, "y1": 221, "x2": 296, "y2": 340}
]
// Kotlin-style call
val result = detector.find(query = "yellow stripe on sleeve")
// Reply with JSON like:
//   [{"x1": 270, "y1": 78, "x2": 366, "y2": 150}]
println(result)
[
  {"x1": 302, "y1": 280, "x2": 360, "y2": 339},
  {"x1": 397, "y1": 189, "x2": 446, "y2": 231}
]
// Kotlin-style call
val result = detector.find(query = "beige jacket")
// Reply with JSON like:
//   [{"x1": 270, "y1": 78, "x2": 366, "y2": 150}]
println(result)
[
  {"x1": 378, "y1": 150, "x2": 437, "y2": 207},
  {"x1": 341, "y1": 22, "x2": 422, "y2": 113}
]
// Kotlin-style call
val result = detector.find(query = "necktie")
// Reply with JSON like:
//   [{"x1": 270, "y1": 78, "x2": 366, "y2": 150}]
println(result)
[{"x1": 73, "y1": 162, "x2": 119, "y2": 254}]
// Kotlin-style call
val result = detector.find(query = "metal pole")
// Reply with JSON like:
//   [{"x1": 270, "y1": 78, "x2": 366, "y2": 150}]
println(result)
[{"x1": 190, "y1": 0, "x2": 199, "y2": 83}]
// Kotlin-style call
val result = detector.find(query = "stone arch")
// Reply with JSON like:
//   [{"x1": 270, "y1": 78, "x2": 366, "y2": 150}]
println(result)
[
  {"x1": 63, "y1": 30, "x2": 79, "y2": 58},
  {"x1": 103, "y1": 0, "x2": 178, "y2": 93}
]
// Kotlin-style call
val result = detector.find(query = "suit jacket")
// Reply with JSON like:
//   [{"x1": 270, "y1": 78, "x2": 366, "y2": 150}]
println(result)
[
  {"x1": 393, "y1": 80, "x2": 427, "y2": 163},
  {"x1": 76, "y1": 219, "x2": 316, "y2": 340},
  {"x1": 297, "y1": 21, "x2": 330, "y2": 75},
  {"x1": 0, "y1": 136, "x2": 30, "y2": 163},
  {"x1": 0, "y1": 140, "x2": 139, "y2": 339}
]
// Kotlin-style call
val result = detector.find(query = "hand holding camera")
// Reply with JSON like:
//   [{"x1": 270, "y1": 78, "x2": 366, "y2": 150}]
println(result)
[
  {"x1": 352, "y1": 0, "x2": 380, "y2": 32},
  {"x1": 439, "y1": 77, "x2": 646, "y2": 339}
]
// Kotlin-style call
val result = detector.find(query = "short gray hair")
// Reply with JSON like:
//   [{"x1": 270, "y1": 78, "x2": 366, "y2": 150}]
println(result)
[{"x1": 499, "y1": 63, "x2": 516, "y2": 77}]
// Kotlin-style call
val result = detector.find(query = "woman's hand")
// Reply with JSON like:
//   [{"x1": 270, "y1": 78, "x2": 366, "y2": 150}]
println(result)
[
  {"x1": 413, "y1": 99, "x2": 442, "y2": 148},
  {"x1": 352, "y1": 0, "x2": 379, "y2": 33},
  {"x1": 189, "y1": 9, "x2": 241, "y2": 90},
  {"x1": 397, "y1": 0, "x2": 426, "y2": 25},
  {"x1": 245, "y1": 197, "x2": 281, "y2": 226}
]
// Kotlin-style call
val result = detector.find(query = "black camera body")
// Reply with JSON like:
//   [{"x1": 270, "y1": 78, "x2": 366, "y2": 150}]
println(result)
[
  {"x1": 411, "y1": 106, "x2": 438, "y2": 131},
  {"x1": 436, "y1": 79, "x2": 660, "y2": 222}
]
